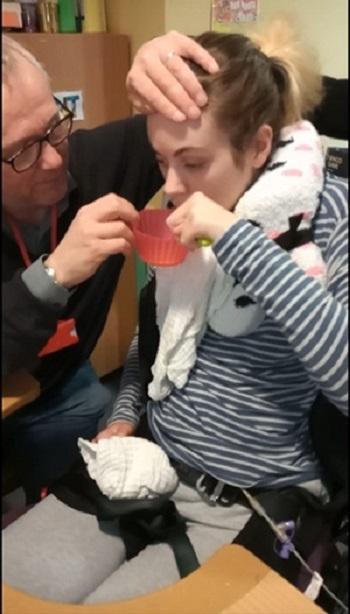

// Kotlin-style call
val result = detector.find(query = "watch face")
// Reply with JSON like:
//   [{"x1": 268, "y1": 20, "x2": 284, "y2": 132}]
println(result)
[{"x1": 44, "y1": 265, "x2": 56, "y2": 281}]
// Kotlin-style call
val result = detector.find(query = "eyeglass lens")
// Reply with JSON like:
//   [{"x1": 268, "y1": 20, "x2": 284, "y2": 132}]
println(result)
[{"x1": 13, "y1": 114, "x2": 72, "y2": 172}]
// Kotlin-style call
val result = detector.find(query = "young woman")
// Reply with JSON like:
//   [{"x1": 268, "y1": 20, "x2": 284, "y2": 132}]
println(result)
[{"x1": 4, "y1": 21, "x2": 348, "y2": 605}]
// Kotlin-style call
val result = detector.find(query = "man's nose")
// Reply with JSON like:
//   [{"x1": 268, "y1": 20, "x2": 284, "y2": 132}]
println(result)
[{"x1": 39, "y1": 141, "x2": 64, "y2": 170}]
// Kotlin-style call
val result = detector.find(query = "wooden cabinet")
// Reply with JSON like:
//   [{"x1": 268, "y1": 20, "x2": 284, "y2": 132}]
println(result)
[
  {"x1": 90, "y1": 254, "x2": 138, "y2": 378},
  {"x1": 8, "y1": 33, "x2": 137, "y2": 377},
  {"x1": 9, "y1": 33, "x2": 131, "y2": 130}
]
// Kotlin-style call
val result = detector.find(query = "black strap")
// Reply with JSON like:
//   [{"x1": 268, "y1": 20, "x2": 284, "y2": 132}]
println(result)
[
  {"x1": 167, "y1": 523, "x2": 200, "y2": 577},
  {"x1": 50, "y1": 457, "x2": 172, "y2": 518},
  {"x1": 138, "y1": 275, "x2": 159, "y2": 404},
  {"x1": 50, "y1": 457, "x2": 199, "y2": 578},
  {"x1": 233, "y1": 487, "x2": 331, "y2": 588},
  {"x1": 171, "y1": 459, "x2": 267, "y2": 508},
  {"x1": 120, "y1": 499, "x2": 199, "y2": 577},
  {"x1": 310, "y1": 393, "x2": 348, "y2": 498}
]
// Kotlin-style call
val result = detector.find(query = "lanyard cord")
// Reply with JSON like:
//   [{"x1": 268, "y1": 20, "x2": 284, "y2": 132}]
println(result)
[
  {"x1": 242, "y1": 488, "x2": 348, "y2": 612},
  {"x1": 5, "y1": 205, "x2": 57, "y2": 268}
]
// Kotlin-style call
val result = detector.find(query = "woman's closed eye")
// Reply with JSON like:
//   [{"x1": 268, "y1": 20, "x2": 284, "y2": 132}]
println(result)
[
  {"x1": 183, "y1": 161, "x2": 206, "y2": 170},
  {"x1": 155, "y1": 156, "x2": 208, "y2": 174}
]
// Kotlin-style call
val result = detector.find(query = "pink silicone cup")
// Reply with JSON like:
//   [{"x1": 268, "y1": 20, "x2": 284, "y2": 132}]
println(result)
[{"x1": 133, "y1": 209, "x2": 188, "y2": 267}]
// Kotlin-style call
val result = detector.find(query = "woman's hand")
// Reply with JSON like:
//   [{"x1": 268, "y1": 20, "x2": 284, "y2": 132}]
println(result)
[
  {"x1": 93, "y1": 421, "x2": 135, "y2": 442},
  {"x1": 126, "y1": 30, "x2": 218, "y2": 122},
  {"x1": 167, "y1": 192, "x2": 237, "y2": 248}
]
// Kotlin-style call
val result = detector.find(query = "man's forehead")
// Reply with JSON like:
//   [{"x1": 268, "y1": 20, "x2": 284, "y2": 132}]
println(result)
[{"x1": 2, "y1": 75, "x2": 56, "y2": 149}]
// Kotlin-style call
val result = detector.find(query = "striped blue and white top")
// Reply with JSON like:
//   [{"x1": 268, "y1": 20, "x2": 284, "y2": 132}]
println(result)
[{"x1": 109, "y1": 173, "x2": 348, "y2": 489}]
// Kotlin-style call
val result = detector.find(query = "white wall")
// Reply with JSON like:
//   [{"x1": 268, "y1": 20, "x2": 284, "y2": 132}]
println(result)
[
  {"x1": 258, "y1": 0, "x2": 348, "y2": 78},
  {"x1": 258, "y1": 0, "x2": 348, "y2": 147},
  {"x1": 164, "y1": 0, "x2": 348, "y2": 76},
  {"x1": 165, "y1": 0, "x2": 210, "y2": 34},
  {"x1": 107, "y1": 1, "x2": 348, "y2": 79},
  {"x1": 164, "y1": 0, "x2": 348, "y2": 147}
]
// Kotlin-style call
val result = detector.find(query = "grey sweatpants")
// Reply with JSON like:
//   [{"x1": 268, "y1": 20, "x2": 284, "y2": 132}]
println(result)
[{"x1": 2, "y1": 479, "x2": 325, "y2": 604}]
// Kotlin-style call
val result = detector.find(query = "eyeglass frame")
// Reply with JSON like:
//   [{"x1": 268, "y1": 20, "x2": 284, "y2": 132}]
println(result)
[{"x1": 2, "y1": 96, "x2": 74, "y2": 173}]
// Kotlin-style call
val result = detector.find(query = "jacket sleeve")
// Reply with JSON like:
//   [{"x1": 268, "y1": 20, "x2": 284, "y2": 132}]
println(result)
[
  {"x1": 2, "y1": 269, "x2": 64, "y2": 378},
  {"x1": 68, "y1": 114, "x2": 163, "y2": 210},
  {"x1": 213, "y1": 216, "x2": 348, "y2": 415}
]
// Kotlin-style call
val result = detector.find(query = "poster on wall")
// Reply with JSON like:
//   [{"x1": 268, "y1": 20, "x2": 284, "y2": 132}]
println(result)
[
  {"x1": 54, "y1": 90, "x2": 84, "y2": 121},
  {"x1": 211, "y1": 0, "x2": 258, "y2": 31}
]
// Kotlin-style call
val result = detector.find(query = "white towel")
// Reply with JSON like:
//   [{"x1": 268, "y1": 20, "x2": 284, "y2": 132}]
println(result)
[
  {"x1": 149, "y1": 120, "x2": 326, "y2": 401},
  {"x1": 78, "y1": 436, "x2": 178, "y2": 500},
  {"x1": 148, "y1": 248, "x2": 219, "y2": 400}
]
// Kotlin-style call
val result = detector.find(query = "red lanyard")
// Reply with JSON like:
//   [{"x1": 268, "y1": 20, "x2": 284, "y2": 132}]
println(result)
[{"x1": 6, "y1": 205, "x2": 57, "y2": 268}]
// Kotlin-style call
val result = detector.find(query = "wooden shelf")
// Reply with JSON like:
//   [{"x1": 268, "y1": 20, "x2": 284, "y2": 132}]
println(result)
[
  {"x1": 8, "y1": 33, "x2": 131, "y2": 130},
  {"x1": 90, "y1": 254, "x2": 138, "y2": 377}
]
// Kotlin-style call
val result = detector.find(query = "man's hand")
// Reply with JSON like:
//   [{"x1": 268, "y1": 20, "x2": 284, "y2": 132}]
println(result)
[
  {"x1": 167, "y1": 192, "x2": 237, "y2": 248},
  {"x1": 45, "y1": 194, "x2": 139, "y2": 288},
  {"x1": 126, "y1": 30, "x2": 219, "y2": 122},
  {"x1": 93, "y1": 421, "x2": 136, "y2": 442}
]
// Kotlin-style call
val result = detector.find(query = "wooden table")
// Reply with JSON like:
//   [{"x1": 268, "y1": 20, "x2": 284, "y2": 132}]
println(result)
[
  {"x1": 2, "y1": 545, "x2": 325, "y2": 614},
  {"x1": 2, "y1": 370, "x2": 40, "y2": 418}
]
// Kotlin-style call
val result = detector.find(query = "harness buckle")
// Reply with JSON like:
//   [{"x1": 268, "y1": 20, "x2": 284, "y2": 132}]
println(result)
[
  {"x1": 209, "y1": 480, "x2": 225, "y2": 505},
  {"x1": 195, "y1": 474, "x2": 213, "y2": 505},
  {"x1": 195, "y1": 473, "x2": 207, "y2": 495},
  {"x1": 195, "y1": 474, "x2": 225, "y2": 506}
]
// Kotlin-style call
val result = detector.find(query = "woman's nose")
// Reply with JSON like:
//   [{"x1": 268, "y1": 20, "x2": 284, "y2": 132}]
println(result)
[{"x1": 163, "y1": 167, "x2": 186, "y2": 198}]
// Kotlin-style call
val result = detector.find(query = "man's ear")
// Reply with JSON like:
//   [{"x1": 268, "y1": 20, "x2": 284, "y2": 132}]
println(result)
[{"x1": 250, "y1": 124, "x2": 273, "y2": 169}]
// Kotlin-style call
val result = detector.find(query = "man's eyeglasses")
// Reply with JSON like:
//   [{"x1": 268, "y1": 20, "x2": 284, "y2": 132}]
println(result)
[{"x1": 2, "y1": 97, "x2": 74, "y2": 173}]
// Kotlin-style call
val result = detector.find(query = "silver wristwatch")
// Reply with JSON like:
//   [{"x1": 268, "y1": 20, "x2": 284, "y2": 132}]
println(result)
[{"x1": 43, "y1": 257, "x2": 59, "y2": 285}]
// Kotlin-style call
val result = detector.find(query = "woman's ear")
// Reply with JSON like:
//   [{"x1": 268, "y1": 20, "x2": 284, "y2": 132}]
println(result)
[{"x1": 250, "y1": 124, "x2": 273, "y2": 169}]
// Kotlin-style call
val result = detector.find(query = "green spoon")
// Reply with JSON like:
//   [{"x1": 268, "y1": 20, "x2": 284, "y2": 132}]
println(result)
[{"x1": 196, "y1": 238, "x2": 213, "y2": 247}]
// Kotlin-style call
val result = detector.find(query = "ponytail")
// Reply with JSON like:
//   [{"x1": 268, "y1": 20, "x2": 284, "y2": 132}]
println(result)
[{"x1": 249, "y1": 18, "x2": 323, "y2": 125}]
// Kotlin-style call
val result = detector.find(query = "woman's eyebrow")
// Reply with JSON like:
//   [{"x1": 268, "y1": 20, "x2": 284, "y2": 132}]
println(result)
[
  {"x1": 174, "y1": 147, "x2": 207, "y2": 156},
  {"x1": 154, "y1": 147, "x2": 206, "y2": 156}
]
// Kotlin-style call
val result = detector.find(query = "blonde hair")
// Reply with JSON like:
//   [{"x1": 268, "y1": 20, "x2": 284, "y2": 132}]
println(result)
[
  {"x1": 249, "y1": 18, "x2": 323, "y2": 124},
  {"x1": 189, "y1": 18, "x2": 322, "y2": 153}
]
